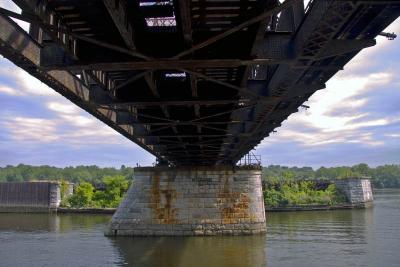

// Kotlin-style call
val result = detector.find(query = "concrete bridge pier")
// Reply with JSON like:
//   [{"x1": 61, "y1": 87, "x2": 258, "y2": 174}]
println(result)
[{"x1": 106, "y1": 166, "x2": 266, "y2": 236}]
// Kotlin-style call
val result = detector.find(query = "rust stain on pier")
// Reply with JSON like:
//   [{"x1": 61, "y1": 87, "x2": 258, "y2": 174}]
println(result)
[
  {"x1": 150, "y1": 172, "x2": 177, "y2": 224},
  {"x1": 219, "y1": 174, "x2": 250, "y2": 224}
]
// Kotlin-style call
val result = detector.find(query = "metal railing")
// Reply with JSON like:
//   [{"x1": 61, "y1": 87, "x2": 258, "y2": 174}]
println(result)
[{"x1": 237, "y1": 151, "x2": 262, "y2": 166}]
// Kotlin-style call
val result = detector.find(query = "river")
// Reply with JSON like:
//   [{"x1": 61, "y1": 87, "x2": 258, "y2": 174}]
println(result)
[{"x1": 0, "y1": 189, "x2": 399, "y2": 267}]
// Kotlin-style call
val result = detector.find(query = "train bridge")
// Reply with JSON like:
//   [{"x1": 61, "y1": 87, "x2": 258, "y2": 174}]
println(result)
[{"x1": 1, "y1": 0, "x2": 399, "y2": 236}]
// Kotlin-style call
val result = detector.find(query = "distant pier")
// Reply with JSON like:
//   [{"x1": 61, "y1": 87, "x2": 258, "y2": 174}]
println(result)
[{"x1": 0, "y1": 181, "x2": 70, "y2": 213}]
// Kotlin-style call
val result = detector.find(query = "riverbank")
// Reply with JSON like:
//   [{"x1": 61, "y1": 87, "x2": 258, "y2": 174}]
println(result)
[
  {"x1": 57, "y1": 208, "x2": 116, "y2": 214},
  {"x1": 54, "y1": 203, "x2": 372, "y2": 215},
  {"x1": 266, "y1": 203, "x2": 371, "y2": 212}
]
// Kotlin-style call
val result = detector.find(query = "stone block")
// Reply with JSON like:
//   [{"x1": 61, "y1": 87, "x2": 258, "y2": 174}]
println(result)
[{"x1": 105, "y1": 166, "x2": 266, "y2": 236}]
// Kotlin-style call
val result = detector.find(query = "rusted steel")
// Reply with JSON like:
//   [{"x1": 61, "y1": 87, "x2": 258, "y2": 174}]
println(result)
[
  {"x1": 103, "y1": 0, "x2": 136, "y2": 50},
  {"x1": 173, "y1": 0, "x2": 301, "y2": 58},
  {"x1": 1, "y1": 0, "x2": 399, "y2": 166},
  {"x1": 42, "y1": 58, "x2": 290, "y2": 71}
]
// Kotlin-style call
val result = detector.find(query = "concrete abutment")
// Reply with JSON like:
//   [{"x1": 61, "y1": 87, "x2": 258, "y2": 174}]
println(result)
[{"x1": 106, "y1": 166, "x2": 266, "y2": 236}]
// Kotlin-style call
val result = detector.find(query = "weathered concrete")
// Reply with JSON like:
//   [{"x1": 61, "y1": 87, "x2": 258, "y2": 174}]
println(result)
[
  {"x1": 0, "y1": 181, "x2": 61, "y2": 212},
  {"x1": 106, "y1": 166, "x2": 266, "y2": 236},
  {"x1": 334, "y1": 178, "x2": 373, "y2": 207}
]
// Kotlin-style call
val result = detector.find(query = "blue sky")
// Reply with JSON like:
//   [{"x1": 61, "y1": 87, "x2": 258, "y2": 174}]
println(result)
[{"x1": 0, "y1": 1, "x2": 399, "y2": 168}]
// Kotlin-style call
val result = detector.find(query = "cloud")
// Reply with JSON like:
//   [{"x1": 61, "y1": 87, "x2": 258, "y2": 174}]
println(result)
[
  {"x1": 385, "y1": 133, "x2": 400, "y2": 138},
  {"x1": 1, "y1": 112, "x2": 125, "y2": 146},
  {"x1": 0, "y1": 59, "x2": 130, "y2": 154},
  {"x1": 0, "y1": 108, "x2": 155, "y2": 167},
  {"x1": 47, "y1": 101, "x2": 82, "y2": 115},
  {"x1": 16, "y1": 70, "x2": 58, "y2": 96},
  {"x1": 313, "y1": 71, "x2": 393, "y2": 130},
  {"x1": 46, "y1": 100, "x2": 121, "y2": 139},
  {"x1": 261, "y1": 70, "x2": 396, "y2": 149},
  {"x1": 3, "y1": 117, "x2": 60, "y2": 142},
  {"x1": 0, "y1": 59, "x2": 57, "y2": 97},
  {"x1": 0, "y1": 85, "x2": 24, "y2": 96}
]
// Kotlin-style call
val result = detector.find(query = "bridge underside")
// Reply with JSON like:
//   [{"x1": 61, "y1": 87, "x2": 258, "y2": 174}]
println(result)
[{"x1": 0, "y1": 0, "x2": 399, "y2": 166}]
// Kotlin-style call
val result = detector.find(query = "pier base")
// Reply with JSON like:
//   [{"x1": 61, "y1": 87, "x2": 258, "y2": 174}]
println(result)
[
  {"x1": 334, "y1": 178, "x2": 374, "y2": 208},
  {"x1": 106, "y1": 166, "x2": 266, "y2": 236}
]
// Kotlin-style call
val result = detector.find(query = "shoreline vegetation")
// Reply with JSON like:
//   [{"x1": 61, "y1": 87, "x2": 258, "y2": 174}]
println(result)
[
  {"x1": 263, "y1": 179, "x2": 346, "y2": 208},
  {"x1": 61, "y1": 175, "x2": 129, "y2": 209},
  {"x1": 1, "y1": 164, "x2": 399, "y2": 210}
]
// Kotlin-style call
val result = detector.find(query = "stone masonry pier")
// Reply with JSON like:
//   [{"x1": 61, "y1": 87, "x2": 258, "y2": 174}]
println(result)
[
  {"x1": 106, "y1": 166, "x2": 266, "y2": 236},
  {"x1": 334, "y1": 178, "x2": 373, "y2": 207}
]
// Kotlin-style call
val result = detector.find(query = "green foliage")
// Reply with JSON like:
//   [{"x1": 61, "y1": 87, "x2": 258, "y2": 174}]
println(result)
[
  {"x1": 60, "y1": 179, "x2": 71, "y2": 207},
  {"x1": 0, "y1": 163, "x2": 399, "y2": 209},
  {"x1": 93, "y1": 175, "x2": 130, "y2": 208},
  {"x1": 263, "y1": 180, "x2": 346, "y2": 207},
  {"x1": 262, "y1": 163, "x2": 400, "y2": 207},
  {"x1": 0, "y1": 164, "x2": 134, "y2": 183},
  {"x1": 264, "y1": 188, "x2": 287, "y2": 207},
  {"x1": 68, "y1": 182, "x2": 95, "y2": 208},
  {"x1": 2, "y1": 164, "x2": 398, "y2": 188},
  {"x1": 371, "y1": 165, "x2": 400, "y2": 188},
  {"x1": 68, "y1": 175, "x2": 130, "y2": 208},
  {"x1": 0, "y1": 164, "x2": 135, "y2": 208},
  {"x1": 262, "y1": 164, "x2": 400, "y2": 188}
]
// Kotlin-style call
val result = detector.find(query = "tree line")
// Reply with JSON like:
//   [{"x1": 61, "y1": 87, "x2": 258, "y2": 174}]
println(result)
[
  {"x1": 262, "y1": 164, "x2": 400, "y2": 188},
  {"x1": 0, "y1": 164, "x2": 134, "y2": 183},
  {"x1": 0, "y1": 163, "x2": 399, "y2": 188}
]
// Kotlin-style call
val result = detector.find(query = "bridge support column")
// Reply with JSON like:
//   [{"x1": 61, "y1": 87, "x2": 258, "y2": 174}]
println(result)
[{"x1": 106, "y1": 166, "x2": 266, "y2": 236}]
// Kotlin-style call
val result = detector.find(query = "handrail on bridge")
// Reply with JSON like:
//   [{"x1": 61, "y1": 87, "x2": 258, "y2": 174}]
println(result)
[{"x1": 237, "y1": 151, "x2": 262, "y2": 166}]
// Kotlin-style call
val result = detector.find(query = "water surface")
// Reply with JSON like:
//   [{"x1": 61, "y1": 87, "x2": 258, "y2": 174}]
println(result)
[{"x1": 0, "y1": 189, "x2": 399, "y2": 267}]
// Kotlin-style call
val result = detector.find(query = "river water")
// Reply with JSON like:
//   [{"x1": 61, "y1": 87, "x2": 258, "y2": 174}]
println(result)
[{"x1": 0, "y1": 189, "x2": 399, "y2": 267}]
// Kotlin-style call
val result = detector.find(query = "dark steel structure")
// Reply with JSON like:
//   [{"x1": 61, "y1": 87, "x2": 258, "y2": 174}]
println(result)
[{"x1": 0, "y1": 0, "x2": 399, "y2": 165}]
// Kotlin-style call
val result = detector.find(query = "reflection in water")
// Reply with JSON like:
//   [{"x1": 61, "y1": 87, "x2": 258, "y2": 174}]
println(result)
[
  {"x1": 0, "y1": 213, "x2": 111, "y2": 233},
  {"x1": 0, "y1": 190, "x2": 399, "y2": 267},
  {"x1": 266, "y1": 209, "x2": 371, "y2": 266},
  {"x1": 112, "y1": 235, "x2": 267, "y2": 267},
  {"x1": 267, "y1": 209, "x2": 370, "y2": 245},
  {"x1": 0, "y1": 213, "x2": 60, "y2": 232},
  {"x1": 58, "y1": 214, "x2": 111, "y2": 233},
  {"x1": 265, "y1": 190, "x2": 399, "y2": 267},
  {"x1": 0, "y1": 214, "x2": 118, "y2": 267}
]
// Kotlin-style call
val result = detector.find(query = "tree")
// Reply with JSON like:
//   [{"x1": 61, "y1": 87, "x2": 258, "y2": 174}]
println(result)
[
  {"x1": 68, "y1": 182, "x2": 95, "y2": 208},
  {"x1": 351, "y1": 163, "x2": 371, "y2": 176},
  {"x1": 93, "y1": 175, "x2": 130, "y2": 208},
  {"x1": 60, "y1": 179, "x2": 72, "y2": 207}
]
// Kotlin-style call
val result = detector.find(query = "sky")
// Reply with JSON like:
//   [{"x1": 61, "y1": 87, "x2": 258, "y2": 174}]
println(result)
[{"x1": 0, "y1": 1, "x2": 399, "y2": 168}]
